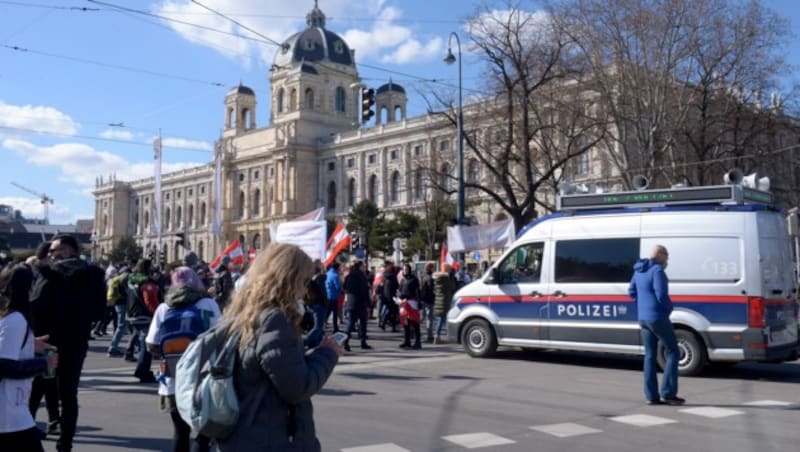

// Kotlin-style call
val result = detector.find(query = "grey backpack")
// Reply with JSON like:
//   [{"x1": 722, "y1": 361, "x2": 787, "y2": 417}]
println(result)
[{"x1": 174, "y1": 323, "x2": 240, "y2": 439}]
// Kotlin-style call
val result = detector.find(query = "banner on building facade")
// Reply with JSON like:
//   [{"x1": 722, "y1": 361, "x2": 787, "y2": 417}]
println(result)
[
  {"x1": 273, "y1": 220, "x2": 327, "y2": 261},
  {"x1": 446, "y1": 219, "x2": 515, "y2": 253}
]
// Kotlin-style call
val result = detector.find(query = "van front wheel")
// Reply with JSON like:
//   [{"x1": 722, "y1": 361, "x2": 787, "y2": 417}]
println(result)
[
  {"x1": 658, "y1": 329, "x2": 707, "y2": 376},
  {"x1": 461, "y1": 319, "x2": 498, "y2": 358}
]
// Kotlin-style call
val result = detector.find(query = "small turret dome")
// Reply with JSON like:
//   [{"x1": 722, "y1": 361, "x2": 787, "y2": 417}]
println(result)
[
  {"x1": 377, "y1": 81, "x2": 406, "y2": 95},
  {"x1": 228, "y1": 84, "x2": 255, "y2": 96}
]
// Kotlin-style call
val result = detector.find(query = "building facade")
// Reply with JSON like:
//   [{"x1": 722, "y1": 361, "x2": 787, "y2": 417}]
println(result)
[{"x1": 92, "y1": 4, "x2": 620, "y2": 264}]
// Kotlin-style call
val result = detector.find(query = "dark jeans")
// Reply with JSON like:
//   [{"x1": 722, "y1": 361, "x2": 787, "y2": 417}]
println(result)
[
  {"x1": 640, "y1": 319, "x2": 680, "y2": 401},
  {"x1": 327, "y1": 299, "x2": 340, "y2": 332},
  {"x1": 345, "y1": 307, "x2": 368, "y2": 345},
  {"x1": 29, "y1": 374, "x2": 60, "y2": 423},
  {"x1": 0, "y1": 427, "x2": 45, "y2": 452},
  {"x1": 169, "y1": 408, "x2": 210, "y2": 452},
  {"x1": 303, "y1": 303, "x2": 328, "y2": 349},
  {"x1": 131, "y1": 323, "x2": 153, "y2": 378},
  {"x1": 109, "y1": 305, "x2": 129, "y2": 352},
  {"x1": 422, "y1": 303, "x2": 434, "y2": 340}
]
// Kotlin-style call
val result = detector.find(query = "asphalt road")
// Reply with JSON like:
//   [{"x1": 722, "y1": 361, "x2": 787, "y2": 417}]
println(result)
[{"x1": 36, "y1": 323, "x2": 800, "y2": 452}]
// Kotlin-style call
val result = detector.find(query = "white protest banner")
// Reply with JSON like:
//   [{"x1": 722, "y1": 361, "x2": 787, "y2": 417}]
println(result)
[
  {"x1": 447, "y1": 219, "x2": 515, "y2": 253},
  {"x1": 273, "y1": 220, "x2": 327, "y2": 261}
]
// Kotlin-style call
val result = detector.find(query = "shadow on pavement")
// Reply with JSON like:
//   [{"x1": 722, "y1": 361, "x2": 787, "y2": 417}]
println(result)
[
  {"x1": 70, "y1": 432, "x2": 171, "y2": 451},
  {"x1": 318, "y1": 388, "x2": 377, "y2": 396},
  {"x1": 337, "y1": 372, "x2": 429, "y2": 381}
]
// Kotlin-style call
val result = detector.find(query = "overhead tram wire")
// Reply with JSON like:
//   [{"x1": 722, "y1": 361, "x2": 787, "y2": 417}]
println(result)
[
  {"x1": 0, "y1": 44, "x2": 225, "y2": 87},
  {"x1": 0, "y1": 125, "x2": 214, "y2": 154},
  {"x1": 87, "y1": 0, "x2": 278, "y2": 47},
  {"x1": 189, "y1": 0, "x2": 286, "y2": 49},
  {"x1": 0, "y1": 1, "x2": 99, "y2": 11}
]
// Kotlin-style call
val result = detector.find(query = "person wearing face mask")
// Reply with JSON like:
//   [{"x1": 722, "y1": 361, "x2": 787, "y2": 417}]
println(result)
[{"x1": 628, "y1": 244, "x2": 684, "y2": 406}]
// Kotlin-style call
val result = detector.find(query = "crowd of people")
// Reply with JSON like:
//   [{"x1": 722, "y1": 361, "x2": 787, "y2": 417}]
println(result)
[{"x1": 0, "y1": 236, "x2": 469, "y2": 451}]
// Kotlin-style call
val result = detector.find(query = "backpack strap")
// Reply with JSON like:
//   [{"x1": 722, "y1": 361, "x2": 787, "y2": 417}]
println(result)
[{"x1": 21, "y1": 326, "x2": 30, "y2": 350}]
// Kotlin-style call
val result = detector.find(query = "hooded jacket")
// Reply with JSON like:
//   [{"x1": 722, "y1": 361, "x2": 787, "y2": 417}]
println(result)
[
  {"x1": 628, "y1": 258, "x2": 673, "y2": 322},
  {"x1": 29, "y1": 257, "x2": 105, "y2": 353},
  {"x1": 164, "y1": 285, "x2": 208, "y2": 309},
  {"x1": 433, "y1": 271, "x2": 456, "y2": 316}
]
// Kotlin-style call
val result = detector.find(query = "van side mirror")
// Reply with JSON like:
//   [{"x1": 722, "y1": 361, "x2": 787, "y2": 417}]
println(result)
[{"x1": 486, "y1": 267, "x2": 500, "y2": 285}]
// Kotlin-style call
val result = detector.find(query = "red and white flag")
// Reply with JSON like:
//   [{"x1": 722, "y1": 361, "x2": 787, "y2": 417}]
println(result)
[
  {"x1": 440, "y1": 243, "x2": 460, "y2": 271},
  {"x1": 210, "y1": 239, "x2": 245, "y2": 269},
  {"x1": 248, "y1": 248, "x2": 257, "y2": 261},
  {"x1": 324, "y1": 223, "x2": 351, "y2": 267}
]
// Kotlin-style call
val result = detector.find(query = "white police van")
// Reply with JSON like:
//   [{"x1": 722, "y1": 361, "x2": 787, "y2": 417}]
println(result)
[{"x1": 447, "y1": 182, "x2": 800, "y2": 375}]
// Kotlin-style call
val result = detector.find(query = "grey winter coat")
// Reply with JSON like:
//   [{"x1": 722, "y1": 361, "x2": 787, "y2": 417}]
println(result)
[{"x1": 218, "y1": 308, "x2": 338, "y2": 451}]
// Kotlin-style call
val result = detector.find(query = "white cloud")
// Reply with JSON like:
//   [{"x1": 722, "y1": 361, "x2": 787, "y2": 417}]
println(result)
[
  {"x1": 381, "y1": 37, "x2": 444, "y2": 64},
  {"x1": 2, "y1": 138, "x2": 202, "y2": 188},
  {"x1": 0, "y1": 101, "x2": 78, "y2": 135},
  {"x1": 467, "y1": 9, "x2": 555, "y2": 49},
  {"x1": 99, "y1": 129, "x2": 134, "y2": 140},
  {"x1": 154, "y1": 1, "x2": 440, "y2": 66},
  {"x1": 162, "y1": 137, "x2": 213, "y2": 151},
  {"x1": 0, "y1": 196, "x2": 71, "y2": 223}
]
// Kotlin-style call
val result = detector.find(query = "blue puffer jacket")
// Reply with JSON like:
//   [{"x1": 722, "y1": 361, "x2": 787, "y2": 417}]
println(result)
[
  {"x1": 325, "y1": 268, "x2": 341, "y2": 302},
  {"x1": 628, "y1": 259, "x2": 673, "y2": 322}
]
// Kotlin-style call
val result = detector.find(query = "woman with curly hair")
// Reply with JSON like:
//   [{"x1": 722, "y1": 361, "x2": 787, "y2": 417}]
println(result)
[{"x1": 218, "y1": 243, "x2": 343, "y2": 452}]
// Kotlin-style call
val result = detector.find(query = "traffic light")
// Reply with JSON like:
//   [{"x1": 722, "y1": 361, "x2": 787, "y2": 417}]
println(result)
[
  {"x1": 175, "y1": 233, "x2": 185, "y2": 248},
  {"x1": 361, "y1": 88, "x2": 375, "y2": 123}
]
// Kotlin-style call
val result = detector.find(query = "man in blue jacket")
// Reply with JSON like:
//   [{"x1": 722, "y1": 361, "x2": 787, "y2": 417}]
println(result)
[
  {"x1": 325, "y1": 262, "x2": 342, "y2": 333},
  {"x1": 628, "y1": 244, "x2": 685, "y2": 406}
]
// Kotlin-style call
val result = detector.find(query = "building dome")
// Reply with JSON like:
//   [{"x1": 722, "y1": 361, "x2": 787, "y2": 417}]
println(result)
[
  {"x1": 377, "y1": 81, "x2": 406, "y2": 95},
  {"x1": 272, "y1": 3, "x2": 354, "y2": 68},
  {"x1": 228, "y1": 84, "x2": 255, "y2": 96}
]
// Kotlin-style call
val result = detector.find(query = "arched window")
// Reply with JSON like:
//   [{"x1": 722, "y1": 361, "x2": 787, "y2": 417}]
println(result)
[
  {"x1": 289, "y1": 88, "x2": 297, "y2": 110},
  {"x1": 188, "y1": 204, "x2": 194, "y2": 227},
  {"x1": 335, "y1": 87, "x2": 346, "y2": 113},
  {"x1": 348, "y1": 178, "x2": 356, "y2": 207},
  {"x1": 197, "y1": 240, "x2": 204, "y2": 260},
  {"x1": 267, "y1": 186, "x2": 273, "y2": 215},
  {"x1": 368, "y1": 174, "x2": 378, "y2": 202},
  {"x1": 380, "y1": 106, "x2": 389, "y2": 123},
  {"x1": 414, "y1": 170, "x2": 423, "y2": 200},
  {"x1": 253, "y1": 233, "x2": 261, "y2": 250},
  {"x1": 174, "y1": 242, "x2": 181, "y2": 261},
  {"x1": 133, "y1": 212, "x2": 139, "y2": 234},
  {"x1": 199, "y1": 202, "x2": 206, "y2": 226},
  {"x1": 144, "y1": 212, "x2": 150, "y2": 231},
  {"x1": 327, "y1": 181, "x2": 336, "y2": 210},
  {"x1": 252, "y1": 189, "x2": 261, "y2": 217},
  {"x1": 394, "y1": 105, "x2": 403, "y2": 121},
  {"x1": 277, "y1": 88, "x2": 285, "y2": 113},
  {"x1": 176, "y1": 206, "x2": 183, "y2": 228},
  {"x1": 164, "y1": 208, "x2": 171, "y2": 230},
  {"x1": 390, "y1": 171, "x2": 400, "y2": 203},
  {"x1": 241, "y1": 108, "x2": 249, "y2": 128},
  {"x1": 238, "y1": 191, "x2": 246, "y2": 219},
  {"x1": 441, "y1": 163, "x2": 452, "y2": 191},
  {"x1": 102, "y1": 214, "x2": 108, "y2": 235},
  {"x1": 305, "y1": 88, "x2": 314, "y2": 110}
]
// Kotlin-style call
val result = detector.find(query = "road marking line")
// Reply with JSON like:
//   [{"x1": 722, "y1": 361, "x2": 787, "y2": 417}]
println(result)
[
  {"x1": 531, "y1": 422, "x2": 602, "y2": 438},
  {"x1": 341, "y1": 443, "x2": 411, "y2": 452},
  {"x1": 679, "y1": 407, "x2": 743, "y2": 418},
  {"x1": 744, "y1": 400, "x2": 793, "y2": 407},
  {"x1": 443, "y1": 432, "x2": 516, "y2": 449},
  {"x1": 610, "y1": 414, "x2": 677, "y2": 427}
]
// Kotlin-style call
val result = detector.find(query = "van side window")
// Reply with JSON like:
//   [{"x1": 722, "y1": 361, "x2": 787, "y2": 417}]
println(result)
[
  {"x1": 555, "y1": 238, "x2": 639, "y2": 283},
  {"x1": 498, "y1": 242, "x2": 544, "y2": 284}
]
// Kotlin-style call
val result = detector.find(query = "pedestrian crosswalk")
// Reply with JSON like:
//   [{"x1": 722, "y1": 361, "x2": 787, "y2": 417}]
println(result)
[{"x1": 338, "y1": 399, "x2": 798, "y2": 451}]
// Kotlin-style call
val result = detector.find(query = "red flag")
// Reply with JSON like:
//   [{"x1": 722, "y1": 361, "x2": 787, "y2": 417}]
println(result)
[
  {"x1": 210, "y1": 239, "x2": 245, "y2": 269},
  {"x1": 324, "y1": 223, "x2": 351, "y2": 267},
  {"x1": 440, "y1": 243, "x2": 460, "y2": 272},
  {"x1": 248, "y1": 248, "x2": 256, "y2": 261}
]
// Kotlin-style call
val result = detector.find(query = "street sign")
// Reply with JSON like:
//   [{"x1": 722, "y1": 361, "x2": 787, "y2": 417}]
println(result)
[
  {"x1": 472, "y1": 251, "x2": 481, "y2": 261},
  {"x1": 354, "y1": 246, "x2": 365, "y2": 259}
]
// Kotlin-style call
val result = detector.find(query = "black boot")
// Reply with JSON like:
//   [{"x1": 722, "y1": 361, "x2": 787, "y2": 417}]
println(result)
[{"x1": 412, "y1": 323, "x2": 422, "y2": 349}]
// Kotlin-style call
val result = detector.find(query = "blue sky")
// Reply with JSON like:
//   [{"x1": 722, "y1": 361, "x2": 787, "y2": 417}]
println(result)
[{"x1": 0, "y1": 0, "x2": 798, "y2": 225}]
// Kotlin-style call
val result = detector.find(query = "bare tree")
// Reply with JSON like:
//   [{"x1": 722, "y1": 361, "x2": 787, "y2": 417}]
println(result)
[
  {"x1": 553, "y1": 0, "x2": 794, "y2": 190},
  {"x1": 423, "y1": 0, "x2": 607, "y2": 231}
]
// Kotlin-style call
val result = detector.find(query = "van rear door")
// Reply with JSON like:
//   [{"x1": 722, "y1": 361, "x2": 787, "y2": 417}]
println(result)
[{"x1": 754, "y1": 212, "x2": 799, "y2": 350}]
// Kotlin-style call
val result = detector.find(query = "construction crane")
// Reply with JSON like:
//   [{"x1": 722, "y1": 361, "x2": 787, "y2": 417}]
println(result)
[{"x1": 10, "y1": 182, "x2": 54, "y2": 225}]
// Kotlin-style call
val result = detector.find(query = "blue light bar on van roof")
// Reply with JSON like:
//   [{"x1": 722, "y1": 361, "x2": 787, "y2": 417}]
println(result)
[{"x1": 557, "y1": 184, "x2": 773, "y2": 210}]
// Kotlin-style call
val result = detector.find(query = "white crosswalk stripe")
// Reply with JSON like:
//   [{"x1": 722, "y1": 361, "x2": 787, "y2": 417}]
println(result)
[
  {"x1": 610, "y1": 414, "x2": 677, "y2": 427},
  {"x1": 744, "y1": 400, "x2": 794, "y2": 407},
  {"x1": 442, "y1": 432, "x2": 516, "y2": 449},
  {"x1": 341, "y1": 443, "x2": 411, "y2": 452},
  {"x1": 679, "y1": 407, "x2": 744, "y2": 418},
  {"x1": 531, "y1": 422, "x2": 603, "y2": 438}
]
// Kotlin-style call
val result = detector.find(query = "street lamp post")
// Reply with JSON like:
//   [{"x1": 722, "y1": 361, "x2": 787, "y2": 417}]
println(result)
[{"x1": 444, "y1": 32, "x2": 465, "y2": 266}]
